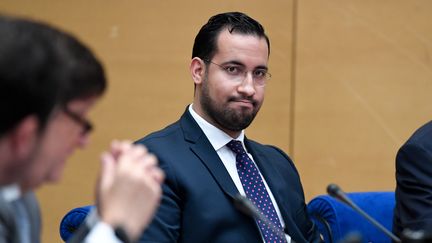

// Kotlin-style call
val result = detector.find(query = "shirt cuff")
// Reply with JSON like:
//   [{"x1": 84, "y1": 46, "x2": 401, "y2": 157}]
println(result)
[{"x1": 84, "y1": 221, "x2": 123, "y2": 243}]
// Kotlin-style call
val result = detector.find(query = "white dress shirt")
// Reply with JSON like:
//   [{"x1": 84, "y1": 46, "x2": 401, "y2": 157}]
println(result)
[{"x1": 84, "y1": 222, "x2": 122, "y2": 243}]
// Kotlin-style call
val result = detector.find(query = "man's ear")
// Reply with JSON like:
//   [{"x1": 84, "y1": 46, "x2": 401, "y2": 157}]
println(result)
[
  {"x1": 190, "y1": 57, "x2": 206, "y2": 85},
  {"x1": 10, "y1": 115, "x2": 39, "y2": 160}
]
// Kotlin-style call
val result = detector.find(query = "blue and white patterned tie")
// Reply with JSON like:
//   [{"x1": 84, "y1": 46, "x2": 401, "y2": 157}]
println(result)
[{"x1": 227, "y1": 140, "x2": 287, "y2": 243}]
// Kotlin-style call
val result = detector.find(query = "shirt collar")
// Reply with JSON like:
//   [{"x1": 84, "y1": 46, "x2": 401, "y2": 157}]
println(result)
[
  {"x1": 188, "y1": 104, "x2": 245, "y2": 151},
  {"x1": 0, "y1": 184, "x2": 21, "y2": 202}
]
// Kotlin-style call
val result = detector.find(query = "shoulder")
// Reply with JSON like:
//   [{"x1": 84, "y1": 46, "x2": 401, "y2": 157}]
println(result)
[
  {"x1": 396, "y1": 122, "x2": 432, "y2": 173},
  {"x1": 397, "y1": 121, "x2": 432, "y2": 161},
  {"x1": 246, "y1": 139, "x2": 298, "y2": 175},
  {"x1": 246, "y1": 139, "x2": 292, "y2": 160},
  {"x1": 136, "y1": 120, "x2": 182, "y2": 146},
  {"x1": 404, "y1": 121, "x2": 432, "y2": 147}
]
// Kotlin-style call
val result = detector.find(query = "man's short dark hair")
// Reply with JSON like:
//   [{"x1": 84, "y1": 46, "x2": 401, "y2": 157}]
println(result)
[
  {"x1": 0, "y1": 15, "x2": 106, "y2": 136},
  {"x1": 192, "y1": 12, "x2": 270, "y2": 62}
]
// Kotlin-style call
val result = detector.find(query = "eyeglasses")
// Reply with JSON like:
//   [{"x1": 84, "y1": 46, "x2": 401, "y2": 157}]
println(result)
[
  {"x1": 206, "y1": 60, "x2": 271, "y2": 87},
  {"x1": 62, "y1": 107, "x2": 93, "y2": 135}
]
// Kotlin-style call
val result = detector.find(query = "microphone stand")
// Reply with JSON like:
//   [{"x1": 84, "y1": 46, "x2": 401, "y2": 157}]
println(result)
[
  {"x1": 327, "y1": 184, "x2": 401, "y2": 243},
  {"x1": 233, "y1": 194, "x2": 294, "y2": 243}
]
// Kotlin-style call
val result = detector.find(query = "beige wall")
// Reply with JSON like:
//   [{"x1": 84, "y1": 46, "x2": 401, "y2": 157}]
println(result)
[
  {"x1": 0, "y1": 1, "x2": 431, "y2": 242},
  {"x1": 295, "y1": 0, "x2": 432, "y2": 196}
]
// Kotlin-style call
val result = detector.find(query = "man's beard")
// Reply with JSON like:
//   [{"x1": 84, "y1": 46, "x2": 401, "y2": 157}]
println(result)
[{"x1": 200, "y1": 76, "x2": 261, "y2": 132}]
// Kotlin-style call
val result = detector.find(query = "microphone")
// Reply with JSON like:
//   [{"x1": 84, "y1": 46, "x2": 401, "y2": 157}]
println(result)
[
  {"x1": 326, "y1": 183, "x2": 401, "y2": 243},
  {"x1": 233, "y1": 194, "x2": 291, "y2": 242}
]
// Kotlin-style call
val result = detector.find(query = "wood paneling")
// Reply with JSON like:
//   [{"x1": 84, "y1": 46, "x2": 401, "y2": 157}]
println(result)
[
  {"x1": 295, "y1": 0, "x2": 432, "y2": 197},
  {"x1": 1, "y1": 1, "x2": 432, "y2": 242}
]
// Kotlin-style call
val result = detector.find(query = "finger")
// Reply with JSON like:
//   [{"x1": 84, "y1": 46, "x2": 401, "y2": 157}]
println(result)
[
  {"x1": 109, "y1": 140, "x2": 122, "y2": 160},
  {"x1": 99, "y1": 152, "x2": 116, "y2": 190},
  {"x1": 114, "y1": 147, "x2": 148, "y2": 173},
  {"x1": 141, "y1": 154, "x2": 158, "y2": 168},
  {"x1": 127, "y1": 145, "x2": 148, "y2": 162},
  {"x1": 150, "y1": 167, "x2": 165, "y2": 184},
  {"x1": 111, "y1": 140, "x2": 134, "y2": 158}
]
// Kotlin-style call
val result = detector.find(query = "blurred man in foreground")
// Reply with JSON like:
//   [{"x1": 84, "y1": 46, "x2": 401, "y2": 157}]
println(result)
[{"x1": 0, "y1": 15, "x2": 163, "y2": 243}]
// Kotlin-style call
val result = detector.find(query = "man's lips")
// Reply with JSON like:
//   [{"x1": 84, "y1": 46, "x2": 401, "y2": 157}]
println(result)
[{"x1": 230, "y1": 99, "x2": 255, "y2": 108}]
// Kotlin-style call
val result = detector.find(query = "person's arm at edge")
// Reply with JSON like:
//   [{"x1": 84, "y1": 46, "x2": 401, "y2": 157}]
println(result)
[{"x1": 396, "y1": 142, "x2": 432, "y2": 232}]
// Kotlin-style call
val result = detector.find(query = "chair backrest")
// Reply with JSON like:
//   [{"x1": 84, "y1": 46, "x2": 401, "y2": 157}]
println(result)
[
  {"x1": 61, "y1": 192, "x2": 395, "y2": 242},
  {"x1": 59, "y1": 205, "x2": 94, "y2": 242},
  {"x1": 307, "y1": 191, "x2": 395, "y2": 243}
]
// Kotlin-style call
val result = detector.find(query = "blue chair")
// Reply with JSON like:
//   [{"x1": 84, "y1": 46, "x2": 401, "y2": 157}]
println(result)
[
  {"x1": 60, "y1": 192, "x2": 395, "y2": 242},
  {"x1": 59, "y1": 205, "x2": 94, "y2": 242},
  {"x1": 307, "y1": 191, "x2": 395, "y2": 243}
]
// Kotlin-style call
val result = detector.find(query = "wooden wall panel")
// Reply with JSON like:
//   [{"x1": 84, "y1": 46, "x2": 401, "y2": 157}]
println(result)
[
  {"x1": 3, "y1": 1, "x2": 431, "y2": 242},
  {"x1": 295, "y1": 0, "x2": 432, "y2": 198},
  {"x1": 0, "y1": 1, "x2": 293, "y2": 242}
]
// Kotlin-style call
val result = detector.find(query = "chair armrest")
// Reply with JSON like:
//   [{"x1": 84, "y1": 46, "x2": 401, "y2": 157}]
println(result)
[{"x1": 59, "y1": 205, "x2": 95, "y2": 242}]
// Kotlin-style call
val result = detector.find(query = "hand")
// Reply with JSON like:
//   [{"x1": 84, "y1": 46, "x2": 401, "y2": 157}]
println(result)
[{"x1": 96, "y1": 140, "x2": 164, "y2": 241}]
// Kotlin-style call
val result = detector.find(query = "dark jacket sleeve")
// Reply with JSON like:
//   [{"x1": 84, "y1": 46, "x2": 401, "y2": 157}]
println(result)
[
  {"x1": 395, "y1": 142, "x2": 432, "y2": 233},
  {"x1": 138, "y1": 158, "x2": 182, "y2": 243},
  {"x1": 269, "y1": 146, "x2": 323, "y2": 243}
]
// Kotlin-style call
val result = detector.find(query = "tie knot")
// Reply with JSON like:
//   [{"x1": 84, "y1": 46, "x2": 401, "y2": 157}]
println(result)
[{"x1": 226, "y1": 140, "x2": 246, "y2": 155}]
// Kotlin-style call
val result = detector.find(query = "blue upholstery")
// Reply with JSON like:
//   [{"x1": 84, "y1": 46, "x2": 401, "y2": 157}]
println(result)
[
  {"x1": 307, "y1": 191, "x2": 395, "y2": 243},
  {"x1": 60, "y1": 192, "x2": 395, "y2": 242},
  {"x1": 59, "y1": 205, "x2": 94, "y2": 242}
]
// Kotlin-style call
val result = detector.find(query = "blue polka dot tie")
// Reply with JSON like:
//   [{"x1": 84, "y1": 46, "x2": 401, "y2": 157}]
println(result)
[{"x1": 227, "y1": 140, "x2": 287, "y2": 243}]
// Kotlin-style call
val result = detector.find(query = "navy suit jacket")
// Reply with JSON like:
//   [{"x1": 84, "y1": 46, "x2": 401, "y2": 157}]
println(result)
[
  {"x1": 136, "y1": 108, "x2": 321, "y2": 243},
  {"x1": 394, "y1": 121, "x2": 432, "y2": 236}
]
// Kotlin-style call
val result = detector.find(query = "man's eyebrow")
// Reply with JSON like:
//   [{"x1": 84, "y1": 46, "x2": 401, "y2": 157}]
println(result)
[
  {"x1": 220, "y1": 61, "x2": 268, "y2": 70},
  {"x1": 255, "y1": 65, "x2": 268, "y2": 71},
  {"x1": 220, "y1": 60, "x2": 245, "y2": 67}
]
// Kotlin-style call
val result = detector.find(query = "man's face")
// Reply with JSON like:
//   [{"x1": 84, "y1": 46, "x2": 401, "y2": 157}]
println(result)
[
  {"x1": 194, "y1": 29, "x2": 269, "y2": 137},
  {"x1": 20, "y1": 96, "x2": 98, "y2": 191}
]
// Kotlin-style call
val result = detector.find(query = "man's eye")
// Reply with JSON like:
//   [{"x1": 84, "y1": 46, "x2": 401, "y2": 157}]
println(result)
[
  {"x1": 253, "y1": 70, "x2": 267, "y2": 77},
  {"x1": 224, "y1": 66, "x2": 240, "y2": 74}
]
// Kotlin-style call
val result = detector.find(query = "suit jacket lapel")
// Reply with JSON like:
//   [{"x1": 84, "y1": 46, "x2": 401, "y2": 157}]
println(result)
[
  {"x1": 21, "y1": 192, "x2": 40, "y2": 243},
  {"x1": 180, "y1": 110, "x2": 239, "y2": 200},
  {"x1": 0, "y1": 196, "x2": 17, "y2": 243},
  {"x1": 245, "y1": 139, "x2": 294, "y2": 226}
]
